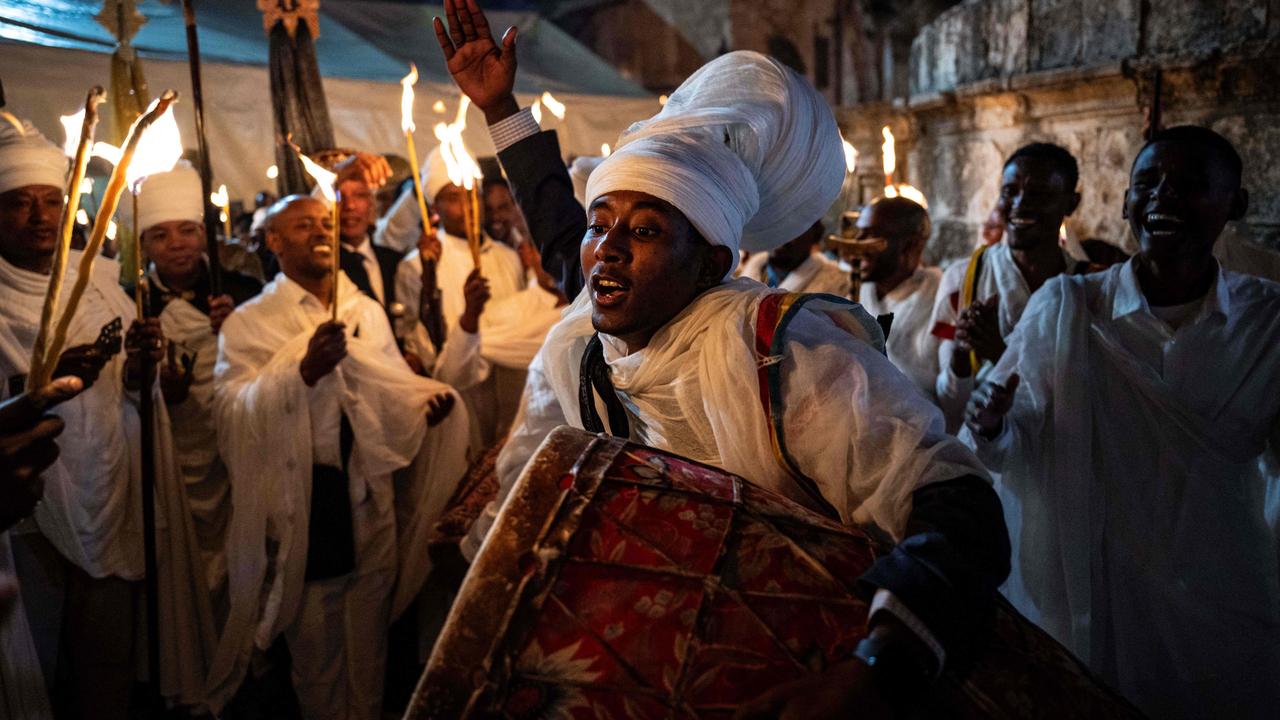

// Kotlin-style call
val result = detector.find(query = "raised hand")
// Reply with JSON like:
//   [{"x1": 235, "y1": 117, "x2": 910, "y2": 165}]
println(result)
[
  {"x1": 159, "y1": 342, "x2": 196, "y2": 405},
  {"x1": 965, "y1": 374, "x2": 1021, "y2": 440},
  {"x1": 433, "y1": 0, "x2": 520, "y2": 124},
  {"x1": 300, "y1": 321, "x2": 348, "y2": 386},
  {"x1": 333, "y1": 151, "x2": 394, "y2": 189},
  {"x1": 458, "y1": 268, "x2": 491, "y2": 334}
]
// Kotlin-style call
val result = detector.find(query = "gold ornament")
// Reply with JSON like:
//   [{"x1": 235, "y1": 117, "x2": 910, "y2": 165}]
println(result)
[{"x1": 258, "y1": 0, "x2": 320, "y2": 39}]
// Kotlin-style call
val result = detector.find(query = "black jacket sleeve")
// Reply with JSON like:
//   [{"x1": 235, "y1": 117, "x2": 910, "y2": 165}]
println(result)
[
  {"x1": 857, "y1": 475, "x2": 1011, "y2": 671},
  {"x1": 496, "y1": 129, "x2": 586, "y2": 298}
]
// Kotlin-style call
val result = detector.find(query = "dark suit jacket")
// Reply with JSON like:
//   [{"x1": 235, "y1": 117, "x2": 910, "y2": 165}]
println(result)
[
  {"x1": 341, "y1": 238, "x2": 403, "y2": 312},
  {"x1": 497, "y1": 130, "x2": 587, "y2": 299}
]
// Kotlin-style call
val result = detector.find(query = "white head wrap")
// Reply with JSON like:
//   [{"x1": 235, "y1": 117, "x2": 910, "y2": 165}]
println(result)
[
  {"x1": 135, "y1": 160, "x2": 204, "y2": 232},
  {"x1": 0, "y1": 117, "x2": 68, "y2": 195},
  {"x1": 585, "y1": 51, "x2": 845, "y2": 272},
  {"x1": 569, "y1": 155, "x2": 604, "y2": 208},
  {"x1": 422, "y1": 145, "x2": 454, "y2": 202}
]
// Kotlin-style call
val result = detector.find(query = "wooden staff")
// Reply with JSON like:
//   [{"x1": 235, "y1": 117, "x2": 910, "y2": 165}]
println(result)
[
  {"x1": 181, "y1": 0, "x2": 222, "y2": 294},
  {"x1": 29, "y1": 87, "x2": 106, "y2": 385},
  {"x1": 36, "y1": 90, "x2": 178, "y2": 389}
]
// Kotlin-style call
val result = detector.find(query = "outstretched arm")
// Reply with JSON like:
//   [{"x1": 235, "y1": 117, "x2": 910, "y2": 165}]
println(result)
[{"x1": 434, "y1": 0, "x2": 586, "y2": 298}]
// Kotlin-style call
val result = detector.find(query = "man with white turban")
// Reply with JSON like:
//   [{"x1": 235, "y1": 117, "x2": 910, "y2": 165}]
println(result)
[
  {"x1": 132, "y1": 161, "x2": 261, "y2": 604},
  {"x1": 436, "y1": 3, "x2": 1010, "y2": 715},
  {"x1": 207, "y1": 194, "x2": 470, "y2": 719},
  {"x1": 380, "y1": 144, "x2": 551, "y2": 448},
  {"x1": 0, "y1": 116, "x2": 213, "y2": 716}
]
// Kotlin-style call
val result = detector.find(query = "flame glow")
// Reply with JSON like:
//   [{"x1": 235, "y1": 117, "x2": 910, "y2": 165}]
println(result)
[
  {"x1": 658, "y1": 94, "x2": 669, "y2": 106},
  {"x1": 601, "y1": 143, "x2": 611, "y2": 157},
  {"x1": 400, "y1": 63, "x2": 419, "y2": 133},
  {"x1": 126, "y1": 103, "x2": 184, "y2": 191},
  {"x1": 433, "y1": 120, "x2": 482, "y2": 191},
  {"x1": 266, "y1": 164, "x2": 278, "y2": 180},
  {"x1": 884, "y1": 183, "x2": 928, "y2": 209},
  {"x1": 291, "y1": 143, "x2": 337, "y2": 202},
  {"x1": 881, "y1": 126, "x2": 896, "y2": 178},
  {"x1": 432, "y1": 100, "x2": 446, "y2": 114},
  {"x1": 842, "y1": 138, "x2": 858, "y2": 174},
  {"x1": 62, "y1": 106, "x2": 122, "y2": 166},
  {"x1": 1059, "y1": 221, "x2": 1069, "y2": 242},
  {"x1": 79, "y1": 177, "x2": 94, "y2": 194},
  {"x1": 540, "y1": 91, "x2": 565, "y2": 120},
  {"x1": 106, "y1": 219, "x2": 118, "y2": 241},
  {"x1": 76, "y1": 208, "x2": 89, "y2": 225},
  {"x1": 530, "y1": 100, "x2": 542, "y2": 125},
  {"x1": 210, "y1": 184, "x2": 229, "y2": 210}
]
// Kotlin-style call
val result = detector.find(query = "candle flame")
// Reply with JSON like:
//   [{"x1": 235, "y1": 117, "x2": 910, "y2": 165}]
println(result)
[
  {"x1": 658, "y1": 94, "x2": 669, "y2": 106},
  {"x1": 881, "y1": 126, "x2": 896, "y2": 178},
  {"x1": 290, "y1": 140, "x2": 337, "y2": 202},
  {"x1": 432, "y1": 100, "x2": 446, "y2": 114},
  {"x1": 540, "y1": 91, "x2": 565, "y2": 120},
  {"x1": 126, "y1": 103, "x2": 184, "y2": 191},
  {"x1": 62, "y1": 106, "x2": 122, "y2": 166},
  {"x1": 211, "y1": 183, "x2": 229, "y2": 209},
  {"x1": 842, "y1": 138, "x2": 858, "y2": 174},
  {"x1": 530, "y1": 99, "x2": 542, "y2": 125},
  {"x1": 884, "y1": 183, "x2": 928, "y2": 209},
  {"x1": 432, "y1": 108, "x2": 483, "y2": 192},
  {"x1": 106, "y1": 219, "x2": 118, "y2": 241},
  {"x1": 601, "y1": 143, "x2": 611, "y2": 157},
  {"x1": 266, "y1": 164, "x2": 279, "y2": 180},
  {"x1": 79, "y1": 177, "x2": 94, "y2": 194},
  {"x1": 400, "y1": 63, "x2": 419, "y2": 133},
  {"x1": 76, "y1": 208, "x2": 89, "y2": 225},
  {"x1": 1059, "y1": 221, "x2": 1069, "y2": 242}
]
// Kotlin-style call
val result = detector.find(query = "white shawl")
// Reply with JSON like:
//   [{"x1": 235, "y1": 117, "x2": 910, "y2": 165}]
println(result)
[{"x1": 207, "y1": 273, "x2": 470, "y2": 712}]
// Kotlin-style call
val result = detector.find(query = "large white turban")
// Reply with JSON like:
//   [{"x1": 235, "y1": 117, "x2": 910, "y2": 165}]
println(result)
[
  {"x1": 585, "y1": 51, "x2": 845, "y2": 271},
  {"x1": 569, "y1": 155, "x2": 604, "y2": 208},
  {"x1": 135, "y1": 161, "x2": 204, "y2": 232},
  {"x1": 0, "y1": 117, "x2": 68, "y2": 195}
]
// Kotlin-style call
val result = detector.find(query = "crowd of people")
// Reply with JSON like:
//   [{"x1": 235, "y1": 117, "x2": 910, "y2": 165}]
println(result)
[{"x1": 0, "y1": 1, "x2": 1277, "y2": 718}]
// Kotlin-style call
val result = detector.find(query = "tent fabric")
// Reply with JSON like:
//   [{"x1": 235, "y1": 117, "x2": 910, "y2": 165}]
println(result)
[{"x1": 0, "y1": 0, "x2": 658, "y2": 205}]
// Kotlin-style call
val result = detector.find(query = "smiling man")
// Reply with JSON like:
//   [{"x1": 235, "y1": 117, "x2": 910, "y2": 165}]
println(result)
[
  {"x1": 928, "y1": 142, "x2": 1088, "y2": 431},
  {"x1": 209, "y1": 195, "x2": 469, "y2": 719},
  {"x1": 438, "y1": 4, "x2": 1010, "y2": 716},
  {"x1": 961, "y1": 126, "x2": 1280, "y2": 718}
]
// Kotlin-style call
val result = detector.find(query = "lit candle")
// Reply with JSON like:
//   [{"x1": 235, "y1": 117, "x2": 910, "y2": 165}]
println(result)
[{"x1": 399, "y1": 64, "x2": 434, "y2": 247}]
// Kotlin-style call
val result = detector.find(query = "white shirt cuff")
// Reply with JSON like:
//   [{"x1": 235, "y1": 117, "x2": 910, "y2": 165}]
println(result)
[
  {"x1": 869, "y1": 589, "x2": 946, "y2": 676},
  {"x1": 488, "y1": 107, "x2": 541, "y2": 153}
]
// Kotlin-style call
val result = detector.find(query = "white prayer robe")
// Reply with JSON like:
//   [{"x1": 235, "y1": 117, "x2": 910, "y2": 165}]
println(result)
[
  {"x1": 739, "y1": 251, "x2": 852, "y2": 296},
  {"x1": 960, "y1": 261, "x2": 1280, "y2": 719},
  {"x1": 0, "y1": 252, "x2": 215, "y2": 707},
  {"x1": 150, "y1": 275, "x2": 229, "y2": 596},
  {"x1": 929, "y1": 241, "x2": 1086, "y2": 432},
  {"x1": 859, "y1": 267, "x2": 943, "y2": 402},
  {"x1": 394, "y1": 229, "x2": 556, "y2": 447},
  {"x1": 466, "y1": 277, "x2": 989, "y2": 557},
  {"x1": 208, "y1": 273, "x2": 470, "y2": 718}
]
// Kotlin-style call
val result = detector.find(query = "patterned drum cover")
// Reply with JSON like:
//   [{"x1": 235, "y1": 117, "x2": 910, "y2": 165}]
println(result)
[{"x1": 405, "y1": 427, "x2": 1141, "y2": 719}]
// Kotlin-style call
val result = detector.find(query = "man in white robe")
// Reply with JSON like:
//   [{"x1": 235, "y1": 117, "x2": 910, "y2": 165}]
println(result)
[
  {"x1": 928, "y1": 142, "x2": 1088, "y2": 431},
  {"x1": 0, "y1": 117, "x2": 213, "y2": 716},
  {"x1": 385, "y1": 148, "x2": 551, "y2": 448},
  {"x1": 208, "y1": 195, "x2": 470, "y2": 720},
  {"x1": 845, "y1": 196, "x2": 942, "y2": 402},
  {"x1": 737, "y1": 219, "x2": 850, "y2": 295},
  {"x1": 962, "y1": 126, "x2": 1280, "y2": 718},
  {"x1": 134, "y1": 162, "x2": 262, "y2": 602},
  {"x1": 438, "y1": 10, "x2": 1010, "y2": 714}
]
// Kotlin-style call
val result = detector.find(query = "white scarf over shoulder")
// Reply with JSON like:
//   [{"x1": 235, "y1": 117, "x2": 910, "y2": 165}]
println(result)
[
  {"x1": 207, "y1": 273, "x2": 470, "y2": 711},
  {"x1": 0, "y1": 252, "x2": 215, "y2": 706}
]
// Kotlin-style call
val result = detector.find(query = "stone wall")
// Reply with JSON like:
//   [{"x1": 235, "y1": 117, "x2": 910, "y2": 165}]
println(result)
[{"x1": 838, "y1": 0, "x2": 1280, "y2": 274}]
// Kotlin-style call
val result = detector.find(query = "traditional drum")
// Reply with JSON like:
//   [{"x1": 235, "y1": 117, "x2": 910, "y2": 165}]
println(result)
[{"x1": 406, "y1": 427, "x2": 1140, "y2": 719}]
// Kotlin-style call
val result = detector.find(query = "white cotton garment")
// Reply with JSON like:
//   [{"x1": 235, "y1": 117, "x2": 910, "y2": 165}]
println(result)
[
  {"x1": 0, "y1": 252, "x2": 216, "y2": 707},
  {"x1": 860, "y1": 267, "x2": 943, "y2": 402},
  {"x1": 928, "y1": 241, "x2": 1087, "y2": 431},
  {"x1": 739, "y1": 251, "x2": 851, "y2": 296},
  {"x1": 150, "y1": 275, "x2": 228, "y2": 596},
  {"x1": 135, "y1": 161, "x2": 203, "y2": 231},
  {"x1": 465, "y1": 278, "x2": 990, "y2": 559},
  {"x1": 961, "y1": 260, "x2": 1280, "y2": 719},
  {"x1": 0, "y1": 532, "x2": 52, "y2": 719},
  {"x1": 207, "y1": 273, "x2": 470, "y2": 717}
]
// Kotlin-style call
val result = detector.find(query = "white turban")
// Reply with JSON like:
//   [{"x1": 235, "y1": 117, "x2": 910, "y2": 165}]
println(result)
[
  {"x1": 135, "y1": 161, "x2": 204, "y2": 232},
  {"x1": 0, "y1": 117, "x2": 68, "y2": 195},
  {"x1": 586, "y1": 51, "x2": 845, "y2": 269},
  {"x1": 422, "y1": 145, "x2": 454, "y2": 202},
  {"x1": 569, "y1": 155, "x2": 604, "y2": 208}
]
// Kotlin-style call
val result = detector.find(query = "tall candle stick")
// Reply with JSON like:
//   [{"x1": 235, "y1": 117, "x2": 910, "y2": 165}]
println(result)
[
  {"x1": 133, "y1": 191, "x2": 146, "y2": 319},
  {"x1": 29, "y1": 87, "x2": 105, "y2": 385},
  {"x1": 399, "y1": 64, "x2": 434, "y2": 245},
  {"x1": 331, "y1": 190, "x2": 341, "y2": 322},
  {"x1": 38, "y1": 90, "x2": 179, "y2": 389}
]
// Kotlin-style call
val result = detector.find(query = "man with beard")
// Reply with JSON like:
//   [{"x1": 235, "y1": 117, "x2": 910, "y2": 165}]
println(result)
[
  {"x1": 928, "y1": 142, "x2": 1088, "y2": 431},
  {"x1": 437, "y1": 4, "x2": 1010, "y2": 715},
  {"x1": 963, "y1": 126, "x2": 1280, "y2": 719},
  {"x1": 850, "y1": 196, "x2": 942, "y2": 402}
]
